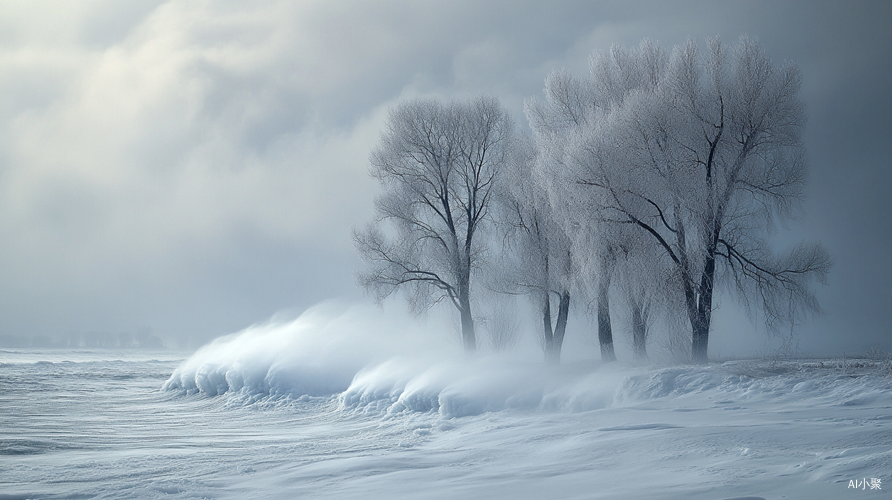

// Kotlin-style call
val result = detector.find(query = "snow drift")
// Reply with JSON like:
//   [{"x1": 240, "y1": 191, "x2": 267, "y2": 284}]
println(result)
[
  {"x1": 164, "y1": 302, "x2": 892, "y2": 420},
  {"x1": 12, "y1": 348, "x2": 892, "y2": 500},
  {"x1": 339, "y1": 358, "x2": 635, "y2": 417},
  {"x1": 161, "y1": 301, "x2": 639, "y2": 414}
]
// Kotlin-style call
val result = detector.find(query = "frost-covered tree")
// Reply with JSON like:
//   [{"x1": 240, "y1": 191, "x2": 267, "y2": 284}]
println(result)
[
  {"x1": 566, "y1": 37, "x2": 831, "y2": 363},
  {"x1": 613, "y1": 229, "x2": 683, "y2": 361},
  {"x1": 493, "y1": 137, "x2": 574, "y2": 363},
  {"x1": 526, "y1": 48, "x2": 663, "y2": 362},
  {"x1": 354, "y1": 96, "x2": 514, "y2": 352}
]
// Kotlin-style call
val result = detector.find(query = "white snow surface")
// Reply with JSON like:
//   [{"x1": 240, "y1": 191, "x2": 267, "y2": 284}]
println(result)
[{"x1": 3, "y1": 306, "x2": 891, "y2": 499}]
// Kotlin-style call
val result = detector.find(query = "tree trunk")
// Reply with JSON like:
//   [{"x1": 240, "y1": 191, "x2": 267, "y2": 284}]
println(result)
[
  {"x1": 541, "y1": 291, "x2": 554, "y2": 362},
  {"x1": 631, "y1": 300, "x2": 647, "y2": 361},
  {"x1": 678, "y1": 222, "x2": 709, "y2": 364},
  {"x1": 458, "y1": 285, "x2": 476, "y2": 353},
  {"x1": 691, "y1": 251, "x2": 715, "y2": 363},
  {"x1": 597, "y1": 281, "x2": 616, "y2": 362},
  {"x1": 550, "y1": 290, "x2": 570, "y2": 364}
]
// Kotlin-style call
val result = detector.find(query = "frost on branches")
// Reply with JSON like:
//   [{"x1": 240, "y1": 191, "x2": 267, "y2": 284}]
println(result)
[{"x1": 355, "y1": 37, "x2": 830, "y2": 363}]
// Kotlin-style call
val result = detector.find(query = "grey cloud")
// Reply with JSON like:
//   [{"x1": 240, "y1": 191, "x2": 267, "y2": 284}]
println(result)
[{"x1": 0, "y1": 1, "x2": 889, "y2": 356}]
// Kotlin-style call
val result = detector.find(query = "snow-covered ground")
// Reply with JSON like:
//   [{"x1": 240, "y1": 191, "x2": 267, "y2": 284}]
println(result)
[{"x1": 2, "y1": 308, "x2": 890, "y2": 499}]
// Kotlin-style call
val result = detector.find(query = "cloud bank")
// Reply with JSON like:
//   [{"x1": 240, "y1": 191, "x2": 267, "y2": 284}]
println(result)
[{"x1": 1, "y1": 1, "x2": 889, "y2": 355}]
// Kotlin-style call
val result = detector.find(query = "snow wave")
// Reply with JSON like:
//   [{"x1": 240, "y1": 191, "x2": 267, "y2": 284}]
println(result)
[
  {"x1": 161, "y1": 301, "x2": 638, "y2": 415},
  {"x1": 339, "y1": 357, "x2": 892, "y2": 417},
  {"x1": 163, "y1": 302, "x2": 892, "y2": 419},
  {"x1": 162, "y1": 301, "x2": 455, "y2": 399},
  {"x1": 339, "y1": 358, "x2": 633, "y2": 418}
]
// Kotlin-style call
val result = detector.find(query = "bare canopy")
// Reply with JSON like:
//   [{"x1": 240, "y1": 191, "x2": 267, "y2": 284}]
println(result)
[
  {"x1": 354, "y1": 96, "x2": 514, "y2": 352},
  {"x1": 492, "y1": 136, "x2": 574, "y2": 363},
  {"x1": 564, "y1": 37, "x2": 831, "y2": 362}
]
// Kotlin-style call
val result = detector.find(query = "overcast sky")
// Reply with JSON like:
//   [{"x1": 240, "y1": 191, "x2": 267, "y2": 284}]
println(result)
[{"x1": 1, "y1": 0, "x2": 889, "y2": 355}]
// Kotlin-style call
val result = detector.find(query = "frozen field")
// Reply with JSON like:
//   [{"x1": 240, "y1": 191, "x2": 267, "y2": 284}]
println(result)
[{"x1": 2, "y1": 309, "x2": 891, "y2": 499}]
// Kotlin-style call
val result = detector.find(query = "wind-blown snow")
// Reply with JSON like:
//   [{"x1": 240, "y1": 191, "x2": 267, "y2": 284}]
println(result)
[
  {"x1": 340, "y1": 359, "x2": 632, "y2": 417},
  {"x1": 162, "y1": 303, "x2": 640, "y2": 416},
  {"x1": 9, "y1": 304, "x2": 891, "y2": 499},
  {"x1": 162, "y1": 301, "x2": 456, "y2": 398},
  {"x1": 5, "y1": 342, "x2": 892, "y2": 499},
  {"x1": 163, "y1": 304, "x2": 892, "y2": 425}
]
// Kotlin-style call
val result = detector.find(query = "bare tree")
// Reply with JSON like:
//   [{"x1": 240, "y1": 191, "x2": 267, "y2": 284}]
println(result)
[
  {"x1": 615, "y1": 239, "x2": 653, "y2": 360},
  {"x1": 354, "y1": 96, "x2": 514, "y2": 352},
  {"x1": 492, "y1": 136, "x2": 574, "y2": 363},
  {"x1": 566, "y1": 37, "x2": 831, "y2": 363},
  {"x1": 526, "y1": 67, "x2": 622, "y2": 362}
]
